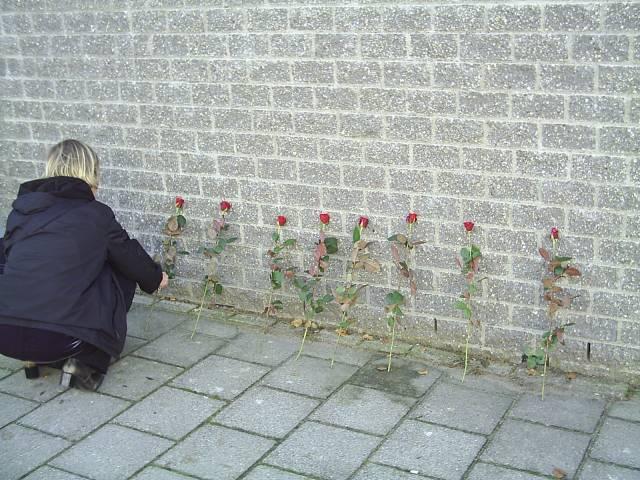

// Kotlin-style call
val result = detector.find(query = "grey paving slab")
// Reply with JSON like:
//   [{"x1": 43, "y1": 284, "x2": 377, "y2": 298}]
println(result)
[
  {"x1": 99, "y1": 356, "x2": 183, "y2": 401},
  {"x1": 171, "y1": 355, "x2": 269, "y2": 400},
  {"x1": 0, "y1": 354, "x2": 23, "y2": 371},
  {"x1": 50, "y1": 424, "x2": 173, "y2": 480},
  {"x1": 467, "y1": 463, "x2": 548, "y2": 480},
  {"x1": 509, "y1": 394, "x2": 605, "y2": 433},
  {"x1": 311, "y1": 384, "x2": 415, "y2": 435},
  {"x1": 262, "y1": 355, "x2": 359, "y2": 398},
  {"x1": 127, "y1": 305, "x2": 187, "y2": 340},
  {"x1": 591, "y1": 417, "x2": 640, "y2": 469},
  {"x1": 0, "y1": 424, "x2": 70, "y2": 480},
  {"x1": 114, "y1": 386, "x2": 224, "y2": 440},
  {"x1": 481, "y1": 419, "x2": 591, "y2": 478},
  {"x1": 440, "y1": 370, "x2": 522, "y2": 397},
  {"x1": 349, "y1": 357, "x2": 440, "y2": 398},
  {"x1": 131, "y1": 466, "x2": 195, "y2": 480},
  {"x1": 352, "y1": 463, "x2": 433, "y2": 479},
  {"x1": 217, "y1": 332, "x2": 298, "y2": 366},
  {"x1": 119, "y1": 336, "x2": 147, "y2": 358},
  {"x1": 372, "y1": 420, "x2": 485, "y2": 480},
  {"x1": 0, "y1": 367, "x2": 66, "y2": 402},
  {"x1": 22, "y1": 466, "x2": 87, "y2": 480},
  {"x1": 179, "y1": 317, "x2": 240, "y2": 339},
  {"x1": 134, "y1": 329, "x2": 226, "y2": 367},
  {"x1": 19, "y1": 389, "x2": 130, "y2": 441},
  {"x1": 244, "y1": 465, "x2": 310, "y2": 480},
  {"x1": 158, "y1": 424, "x2": 275, "y2": 480},
  {"x1": 302, "y1": 340, "x2": 373, "y2": 366},
  {"x1": 411, "y1": 382, "x2": 512, "y2": 434},
  {"x1": 609, "y1": 397, "x2": 640, "y2": 422},
  {"x1": 0, "y1": 367, "x2": 12, "y2": 379},
  {"x1": 265, "y1": 421, "x2": 381, "y2": 480},
  {"x1": 215, "y1": 386, "x2": 319, "y2": 438},
  {"x1": 0, "y1": 391, "x2": 38, "y2": 428},
  {"x1": 578, "y1": 460, "x2": 640, "y2": 480}
]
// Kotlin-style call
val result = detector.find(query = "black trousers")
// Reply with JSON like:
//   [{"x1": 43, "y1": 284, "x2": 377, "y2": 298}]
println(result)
[{"x1": 0, "y1": 238, "x2": 136, "y2": 374}]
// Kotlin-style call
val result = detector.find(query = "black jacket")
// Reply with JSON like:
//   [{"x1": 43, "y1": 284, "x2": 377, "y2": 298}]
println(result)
[{"x1": 0, "y1": 177, "x2": 162, "y2": 357}]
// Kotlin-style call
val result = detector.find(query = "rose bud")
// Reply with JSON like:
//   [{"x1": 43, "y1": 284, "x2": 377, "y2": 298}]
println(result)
[
  {"x1": 220, "y1": 200, "x2": 232, "y2": 212},
  {"x1": 277, "y1": 215, "x2": 287, "y2": 227},
  {"x1": 406, "y1": 212, "x2": 418, "y2": 224},
  {"x1": 463, "y1": 221, "x2": 474, "y2": 232},
  {"x1": 319, "y1": 212, "x2": 330, "y2": 225},
  {"x1": 359, "y1": 216, "x2": 369, "y2": 229},
  {"x1": 175, "y1": 196, "x2": 185, "y2": 209},
  {"x1": 550, "y1": 227, "x2": 559, "y2": 240}
]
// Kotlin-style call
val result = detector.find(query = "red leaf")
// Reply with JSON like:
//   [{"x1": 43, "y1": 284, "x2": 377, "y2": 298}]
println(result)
[
  {"x1": 539, "y1": 248, "x2": 550, "y2": 261},
  {"x1": 565, "y1": 267, "x2": 581, "y2": 277},
  {"x1": 455, "y1": 257, "x2": 462, "y2": 269}
]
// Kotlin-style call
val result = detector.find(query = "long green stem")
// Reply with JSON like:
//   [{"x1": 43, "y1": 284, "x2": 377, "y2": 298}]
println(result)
[
  {"x1": 144, "y1": 293, "x2": 163, "y2": 332},
  {"x1": 296, "y1": 326, "x2": 308, "y2": 360},
  {"x1": 191, "y1": 281, "x2": 209, "y2": 340},
  {"x1": 462, "y1": 324, "x2": 470, "y2": 383},
  {"x1": 541, "y1": 339, "x2": 550, "y2": 400},
  {"x1": 331, "y1": 312, "x2": 347, "y2": 368},
  {"x1": 387, "y1": 319, "x2": 397, "y2": 372}
]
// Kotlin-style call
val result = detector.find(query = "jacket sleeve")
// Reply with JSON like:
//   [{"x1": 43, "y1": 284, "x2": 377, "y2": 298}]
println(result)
[{"x1": 105, "y1": 213, "x2": 163, "y2": 294}]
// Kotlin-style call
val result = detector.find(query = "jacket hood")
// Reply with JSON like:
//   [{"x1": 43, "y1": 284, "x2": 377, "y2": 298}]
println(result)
[{"x1": 13, "y1": 177, "x2": 94, "y2": 215}]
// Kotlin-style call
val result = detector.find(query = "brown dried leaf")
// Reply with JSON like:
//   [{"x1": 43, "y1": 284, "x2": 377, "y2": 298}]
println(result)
[
  {"x1": 363, "y1": 258, "x2": 381, "y2": 273},
  {"x1": 565, "y1": 371, "x2": 577, "y2": 380},
  {"x1": 527, "y1": 368, "x2": 538, "y2": 376},
  {"x1": 362, "y1": 333, "x2": 375, "y2": 341},
  {"x1": 291, "y1": 319, "x2": 303, "y2": 328},
  {"x1": 417, "y1": 368, "x2": 429, "y2": 375},
  {"x1": 565, "y1": 267, "x2": 581, "y2": 277},
  {"x1": 376, "y1": 366, "x2": 387, "y2": 371},
  {"x1": 391, "y1": 243, "x2": 401, "y2": 263},
  {"x1": 552, "y1": 467, "x2": 567, "y2": 479},
  {"x1": 410, "y1": 279, "x2": 417, "y2": 297},
  {"x1": 539, "y1": 247, "x2": 551, "y2": 261}
]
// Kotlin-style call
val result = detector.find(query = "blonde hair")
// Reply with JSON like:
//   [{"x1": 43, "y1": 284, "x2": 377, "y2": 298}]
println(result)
[{"x1": 45, "y1": 139, "x2": 100, "y2": 189}]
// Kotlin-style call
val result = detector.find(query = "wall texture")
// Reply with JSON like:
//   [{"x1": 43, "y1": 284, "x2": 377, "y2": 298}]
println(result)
[{"x1": 1, "y1": 0, "x2": 639, "y2": 378}]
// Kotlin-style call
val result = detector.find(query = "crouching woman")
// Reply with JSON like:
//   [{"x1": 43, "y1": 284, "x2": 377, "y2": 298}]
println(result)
[{"x1": 0, "y1": 139, "x2": 168, "y2": 390}]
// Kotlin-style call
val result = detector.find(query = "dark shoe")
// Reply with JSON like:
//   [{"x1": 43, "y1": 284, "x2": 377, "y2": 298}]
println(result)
[
  {"x1": 24, "y1": 362, "x2": 39, "y2": 379},
  {"x1": 60, "y1": 359, "x2": 104, "y2": 392}
]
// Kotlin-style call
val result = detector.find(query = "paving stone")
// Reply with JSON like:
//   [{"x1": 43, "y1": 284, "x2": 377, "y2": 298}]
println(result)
[
  {"x1": 99, "y1": 356, "x2": 183, "y2": 401},
  {"x1": 262, "y1": 355, "x2": 358, "y2": 398},
  {"x1": 0, "y1": 424, "x2": 70, "y2": 480},
  {"x1": 578, "y1": 460, "x2": 640, "y2": 480},
  {"x1": 0, "y1": 367, "x2": 66, "y2": 402},
  {"x1": 115, "y1": 386, "x2": 224, "y2": 440},
  {"x1": 608, "y1": 397, "x2": 640, "y2": 422},
  {"x1": 591, "y1": 418, "x2": 640, "y2": 469},
  {"x1": 215, "y1": 386, "x2": 318, "y2": 438},
  {"x1": 119, "y1": 336, "x2": 147, "y2": 358},
  {"x1": 180, "y1": 317, "x2": 239, "y2": 339},
  {"x1": 19, "y1": 389, "x2": 129, "y2": 441},
  {"x1": 266, "y1": 422, "x2": 380, "y2": 480},
  {"x1": 311, "y1": 384, "x2": 415, "y2": 435},
  {"x1": 349, "y1": 357, "x2": 440, "y2": 398},
  {"x1": 481, "y1": 419, "x2": 590, "y2": 477},
  {"x1": 352, "y1": 463, "x2": 432, "y2": 480},
  {"x1": 131, "y1": 466, "x2": 194, "y2": 480},
  {"x1": 171, "y1": 355, "x2": 269, "y2": 400},
  {"x1": 158, "y1": 425, "x2": 275, "y2": 480},
  {"x1": 51, "y1": 424, "x2": 173, "y2": 480},
  {"x1": 127, "y1": 305, "x2": 187, "y2": 340},
  {"x1": 411, "y1": 382, "x2": 512, "y2": 434},
  {"x1": 0, "y1": 354, "x2": 23, "y2": 371},
  {"x1": 509, "y1": 394, "x2": 605, "y2": 433},
  {"x1": 373, "y1": 420, "x2": 485, "y2": 480},
  {"x1": 217, "y1": 332, "x2": 298, "y2": 366},
  {"x1": 0, "y1": 368, "x2": 11, "y2": 380},
  {"x1": 21, "y1": 466, "x2": 87, "y2": 479},
  {"x1": 135, "y1": 329, "x2": 226, "y2": 367},
  {"x1": 467, "y1": 463, "x2": 547, "y2": 479},
  {"x1": 244, "y1": 465, "x2": 309, "y2": 479},
  {"x1": 301, "y1": 340, "x2": 373, "y2": 366},
  {"x1": 0, "y1": 392, "x2": 37, "y2": 428}
]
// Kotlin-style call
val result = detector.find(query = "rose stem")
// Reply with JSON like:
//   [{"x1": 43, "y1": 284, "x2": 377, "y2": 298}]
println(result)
[
  {"x1": 387, "y1": 317, "x2": 396, "y2": 372},
  {"x1": 331, "y1": 311, "x2": 347, "y2": 368},
  {"x1": 542, "y1": 238, "x2": 559, "y2": 399},
  {"x1": 462, "y1": 323, "x2": 470, "y2": 383},
  {"x1": 191, "y1": 280, "x2": 209, "y2": 340},
  {"x1": 296, "y1": 326, "x2": 308, "y2": 361}
]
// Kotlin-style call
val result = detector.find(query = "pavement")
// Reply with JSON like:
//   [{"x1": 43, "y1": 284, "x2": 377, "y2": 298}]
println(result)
[{"x1": 1, "y1": 298, "x2": 639, "y2": 480}]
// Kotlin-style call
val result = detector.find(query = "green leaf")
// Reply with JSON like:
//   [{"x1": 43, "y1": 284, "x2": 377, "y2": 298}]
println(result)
[
  {"x1": 320, "y1": 294, "x2": 334, "y2": 304},
  {"x1": 385, "y1": 291, "x2": 404, "y2": 306},
  {"x1": 526, "y1": 356, "x2": 537, "y2": 369},
  {"x1": 324, "y1": 237, "x2": 338, "y2": 254},
  {"x1": 554, "y1": 255, "x2": 573, "y2": 263},
  {"x1": 213, "y1": 245, "x2": 224, "y2": 255},
  {"x1": 225, "y1": 237, "x2": 239, "y2": 244},
  {"x1": 272, "y1": 231, "x2": 280, "y2": 243},
  {"x1": 460, "y1": 247, "x2": 471, "y2": 261},
  {"x1": 454, "y1": 300, "x2": 468, "y2": 310},
  {"x1": 352, "y1": 226, "x2": 361, "y2": 243},
  {"x1": 177, "y1": 215, "x2": 187, "y2": 228},
  {"x1": 178, "y1": 250, "x2": 189, "y2": 255},
  {"x1": 282, "y1": 238, "x2": 296, "y2": 247},
  {"x1": 214, "y1": 283, "x2": 223, "y2": 295},
  {"x1": 387, "y1": 315, "x2": 396, "y2": 328},
  {"x1": 271, "y1": 270, "x2": 284, "y2": 289},
  {"x1": 554, "y1": 266, "x2": 565, "y2": 276},
  {"x1": 314, "y1": 305, "x2": 324, "y2": 314}
]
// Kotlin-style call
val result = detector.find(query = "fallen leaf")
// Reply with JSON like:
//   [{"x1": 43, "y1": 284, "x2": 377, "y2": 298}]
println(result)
[
  {"x1": 336, "y1": 328, "x2": 349, "y2": 337},
  {"x1": 552, "y1": 467, "x2": 567, "y2": 479},
  {"x1": 527, "y1": 368, "x2": 538, "y2": 376},
  {"x1": 417, "y1": 369, "x2": 429, "y2": 376},
  {"x1": 565, "y1": 372, "x2": 577, "y2": 380},
  {"x1": 291, "y1": 319, "x2": 303, "y2": 328},
  {"x1": 376, "y1": 366, "x2": 387, "y2": 371},
  {"x1": 362, "y1": 334, "x2": 375, "y2": 341}
]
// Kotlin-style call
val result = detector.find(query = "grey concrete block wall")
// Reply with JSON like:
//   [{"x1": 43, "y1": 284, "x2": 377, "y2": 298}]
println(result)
[{"x1": 0, "y1": 0, "x2": 638, "y2": 378}]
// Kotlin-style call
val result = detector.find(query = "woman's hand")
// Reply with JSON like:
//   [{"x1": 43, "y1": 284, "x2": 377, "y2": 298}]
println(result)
[{"x1": 159, "y1": 272, "x2": 169, "y2": 290}]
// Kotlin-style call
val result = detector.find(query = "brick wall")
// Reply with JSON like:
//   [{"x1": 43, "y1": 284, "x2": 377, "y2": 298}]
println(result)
[{"x1": 1, "y1": 0, "x2": 638, "y2": 378}]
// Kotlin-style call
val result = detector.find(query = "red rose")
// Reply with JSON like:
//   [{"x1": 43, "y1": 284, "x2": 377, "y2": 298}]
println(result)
[
  {"x1": 277, "y1": 215, "x2": 287, "y2": 227},
  {"x1": 359, "y1": 216, "x2": 369, "y2": 228},
  {"x1": 175, "y1": 196, "x2": 185, "y2": 209},
  {"x1": 550, "y1": 227, "x2": 559, "y2": 240},
  {"x1": 463, "y1": 221, "x2": 474, "y2": 232},
  {"x1": 220, "y1": 200, "x2": 232, "y2": 213},
  {"x1": 406, "y1": 212, "x2": 418, "y2": 224},
  {"x1": 319, "y1": 212, "x2": 330, "y2": 225}
]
